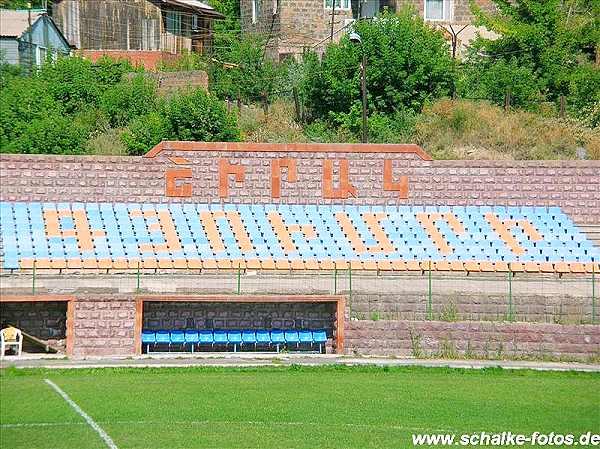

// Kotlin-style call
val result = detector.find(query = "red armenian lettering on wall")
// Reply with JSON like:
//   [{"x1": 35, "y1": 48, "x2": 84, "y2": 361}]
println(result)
[
  {"x1": 165, "y1": 157, "x2": 192, "y2": 197},
  {"x1": 218, "y1": 159, "x2": 245, "y2": 198},
  {"x1": 322, "y1": 159, "x2": 357, "y2": 199},
  {"x1": 148, "y1": 142, "x2": 431, "y2": 200}
]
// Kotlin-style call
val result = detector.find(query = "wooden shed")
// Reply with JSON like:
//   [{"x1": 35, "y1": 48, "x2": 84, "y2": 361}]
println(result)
[{"x1": 51, "y1": 0, "x2": 224, "y2": 69}]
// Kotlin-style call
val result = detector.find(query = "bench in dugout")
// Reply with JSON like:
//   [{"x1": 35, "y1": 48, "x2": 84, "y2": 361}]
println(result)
[{"x1": 141, "y1": 329, "x2": 328, "y2": 354}]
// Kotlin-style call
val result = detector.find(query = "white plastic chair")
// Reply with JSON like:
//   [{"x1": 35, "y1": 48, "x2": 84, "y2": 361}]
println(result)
[{"x1": 1, "y1": 327, "x2": 23, "y2": 359}]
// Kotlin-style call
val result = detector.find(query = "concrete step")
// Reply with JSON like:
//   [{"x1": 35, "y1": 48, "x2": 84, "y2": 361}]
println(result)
[{"x1": 578, "y1": 224, "x2": 600, "y2": 247}]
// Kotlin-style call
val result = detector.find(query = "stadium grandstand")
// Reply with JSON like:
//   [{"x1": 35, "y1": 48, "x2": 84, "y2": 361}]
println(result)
[{"x1": 0, "y1": 141, "x2": 598, "y2": 360}]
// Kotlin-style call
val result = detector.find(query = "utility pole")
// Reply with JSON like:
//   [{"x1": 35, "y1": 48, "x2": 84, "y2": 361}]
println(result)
[
  {"x1": 330, "y1": 0, "x2": 336, "y2": 42},
  {"x1": 360, "y1": 51, "x2": 367, "y2": 143},
  {"x1": 28, "y1": 2, "x2": 33, "y2": 74}
]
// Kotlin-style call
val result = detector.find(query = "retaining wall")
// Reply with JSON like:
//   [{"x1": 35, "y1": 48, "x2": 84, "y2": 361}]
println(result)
[
  {"x1": 1, "y1": 272, "x2": 596, "y2": 324},
  {"x1": 1, "y1": 293, "x2": 598, "y2": 360},
  {"x1": 346, "y1": 320, "x2": 600, "y2": 361},
  {"x1": 1, "y1": 143, "x2": 599, "y2": 223}
]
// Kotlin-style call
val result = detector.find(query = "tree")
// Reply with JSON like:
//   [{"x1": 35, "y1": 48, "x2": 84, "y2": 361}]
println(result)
[
  {"x1": 206, "y1": 0, "x2": 242, "y2": 51},
  {"x1": 0, "y1": 0, "x2": 54, "y2": 8},
  {"x1": 209, "y1": 36, "x2": 288, "y2": 104},
  {"x1": 301, "y1": 9, "x2": 454, "y2": 127},
  {"x1": 121, "y1": 88, "x2": 240, "y2": 155},
  {"x1": 468, "y1": 0, "x2": 600, "y2": 116}
]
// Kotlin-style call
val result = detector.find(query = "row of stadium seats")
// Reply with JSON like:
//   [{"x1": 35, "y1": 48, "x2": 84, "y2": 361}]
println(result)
[
  {"x1": 141, "y1": 329, "x2": 329, "y2": 353},
  {"x1": 1, "y1": 202, "x2": 598, "y2": 272}
]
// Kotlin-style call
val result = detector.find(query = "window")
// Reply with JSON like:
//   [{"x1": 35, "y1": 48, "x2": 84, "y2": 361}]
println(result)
[
  {"x1": 252, "y1": 0, "x2": 257, "y2": 24},
  {"x1": 165, "y1": 11, "x2": 182, "y2": 34},
  {"x1": 191, "y1": 14, "x2": 198, "y2": 31},
  {"x1": 424, "y1": 0, "x2": 453, "y2": 21},
  {"x1": 36, "y1": 46, "x2": 47, "y2": 66},
  {"x1": 325, "y1": 0, "x2": 351, "y2": 10}
]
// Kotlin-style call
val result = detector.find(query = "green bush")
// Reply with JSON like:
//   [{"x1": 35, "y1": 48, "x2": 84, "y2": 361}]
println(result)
[
  {"x1": 121, "y1": 111, "x2": 173, "y2": 156},
  {"x1": 301, "y1": 9, "x2": 454, "y2": 123},
  {"x1": 469, "y1": 0, "x2": 599, "y2": 118},
  {"x1": 121, "y1": 89, "x2": 240, "y2": 155},
  {"x1": 100, "y1": 75, "x2": 158, "y2": 127},
  {"x1": 209, "y1": 36, "x2": 290, "y2": 103},
  {"x1": 567, "y1": 64, "x2": 600, "y2": 127},
  {"x1": 39, "y1": 56, "x2": 137, "y2": 114},
  {"x1": 0, "y1": 75, "x2": 64, "y2": 149},
  {"x1": 457, "y1": 58, "x2": 543, "y2": 109},
  {"x1": 6, "y1": 111, "x2": 90, "y2": 154}
]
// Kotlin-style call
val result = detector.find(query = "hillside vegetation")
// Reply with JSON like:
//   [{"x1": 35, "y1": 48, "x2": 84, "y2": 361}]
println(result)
[
  {"x1": 0, "y1": 0, "x2": 598, "y2": 159},
  {"x1": 240, "y1": 99, "x2": 600, "y2": 160}
]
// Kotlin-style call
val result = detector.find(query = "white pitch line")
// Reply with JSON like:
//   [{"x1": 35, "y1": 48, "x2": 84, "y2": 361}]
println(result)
[
  {"x1": 2, "y1": 418, "x2": 453, "y2": 434},
  {"x1": 44, "y1": 379, "x2": 118, "y2": 449}
]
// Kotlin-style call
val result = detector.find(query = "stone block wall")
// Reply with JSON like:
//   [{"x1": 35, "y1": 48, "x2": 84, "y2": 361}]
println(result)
[
  {"x1": 1, "y1": 147, "x2": 599, "y2": 224},
  {"x1": 1, "y1": 292, "x2": 597, "y2": 360},
  {"x1": 79, "y1": 50, "x2": 180, "y2": 71},
  {"x1": 393, "y1": 0, "x2": 495, "y2": 23},
  {"x1": 126, "y1": 71, "x2": 209, "y2": 93},
  {"x1": 240, "y1": 0, "x2": 353, "y2": 58},
  {"x1": 143, "y1": 301, "x2": 336, "y2": 333},
  {"x1": 72, "y1": 295, "x2": 136, "y2": 357},
  {"x1": 345, "y1": 320, "x2": 600, "y2": 360},
  {"x1": 350, "y1": 292, "x2": 595, "y2": 324}
]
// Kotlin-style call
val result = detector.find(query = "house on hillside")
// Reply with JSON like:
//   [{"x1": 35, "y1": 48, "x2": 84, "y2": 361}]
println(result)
[
  {"x1": 50, "y1": 0, "x2": 224, "y2": 70},
  {"x1": 0, "y1": 9, "x2": 73, "y2": 70},
  {"x1": 240, "y1": 0, "x2": 495, "y2": 60}
]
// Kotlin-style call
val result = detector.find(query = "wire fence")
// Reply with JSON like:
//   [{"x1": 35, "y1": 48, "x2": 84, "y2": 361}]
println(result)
[{"x1": 15, "y1": 265, "x2": 599, "y2": 325}]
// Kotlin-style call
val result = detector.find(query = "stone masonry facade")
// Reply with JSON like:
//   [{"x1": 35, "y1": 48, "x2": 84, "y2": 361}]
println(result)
[
  {"x1": 1, "y1": 294, "x2": 598, "y2": 360},
  {"x1": 345, "y1": 320, "x2": 600, "y2": 360},
  {"x1": 240, "y1": 0, "x2": 496, "y2": 59},
  {"x1": 1, "y1": 271, "x2": 596, "y2": 325},
  {"x1": 71, "y1": 295, "x2": 137, "y2": 358},
  {"x1": 240, "y1": 0, "x2": 354, "y2": 59},
  {"x1": 1, "y1": 148, "x2": 599, "y2": 224}
]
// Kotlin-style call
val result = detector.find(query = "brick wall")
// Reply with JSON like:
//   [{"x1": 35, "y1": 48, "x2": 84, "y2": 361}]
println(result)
[
  {"x1": 126, "y1": 71, "x2": 209, "y2": 93},
  {"x1": 72, "y1": 295, "x2": 136, "y2": 357},
  {"x1": 350, "y1": 292, "x2": 594, "y2": 324},
  {"x1": 2, "y1": 293, "x2": 597, "y2": 360},
  {"x1": 79, "y1": 50, "x2": 180, "y2": 71},
  {"x1": 0, "y1": 301, "x2": 67, "y2": 351},
  {"x1": 345, "y1": 320, "x2": 600, "y2": 360},
  {"x1": 1, "y1": 272, "x2": 594, "y2": 325},
  {"x1": 241, "y1": 0, "x2": 353, "y2": 58},
  {"x1": 1, "y1": 146, "x2": 598, "y2": 223}
]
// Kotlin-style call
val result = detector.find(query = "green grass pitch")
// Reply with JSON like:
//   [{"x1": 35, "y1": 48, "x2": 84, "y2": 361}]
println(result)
[{"x1": 0, "y1": 366, "x2": 598, "y2": 449}]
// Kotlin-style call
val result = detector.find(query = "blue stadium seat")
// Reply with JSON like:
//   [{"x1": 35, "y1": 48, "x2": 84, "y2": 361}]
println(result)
[
  {"x1": 213, "y1": 330, "x2": 228, "y2": 346},
  {"x1": 184, "y1": 330, "x2": 199, "y2": 352},
  {"x1": 284, "y1": 330, "x2": 300, "y2": 348},
  {"x1": 255, "y1": 330, "x2": 271, "y2": 347},
  {"x1": 270, "y1": 329, "x2": 285, "y2": 351},
  {"x1": 1, "y1": 202, "x2": 598, "y2": 272},
  {"x1": 298, "y1": 330, "x2": 313, "y2": 346},
  {"x1": 155, "y1": 330, "x2": 170, "y2": 349},
  {"x1": 141, "y1": 330, "x2": 155, "y2": 353},
  {"x1": 312, "y1": 330, "x2": 327, "y2": 353},
  {"x1": 170, "y1": 330, "x2": 185, "y2": 348},
  {"x1": 241, "y1": 330, "x2": 257, "y2": 348},
  {"x1": 227, "y1": 330, "x2": 242, "y2": 352},
  {"x1": 198, "y1": 330, "x2": 214, "y2": 346}
]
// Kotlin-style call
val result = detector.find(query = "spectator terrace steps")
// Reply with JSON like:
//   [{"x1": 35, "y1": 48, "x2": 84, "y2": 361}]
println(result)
[{"x1": 1, "y1": 202, "x2": 598, "y2": 274}]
